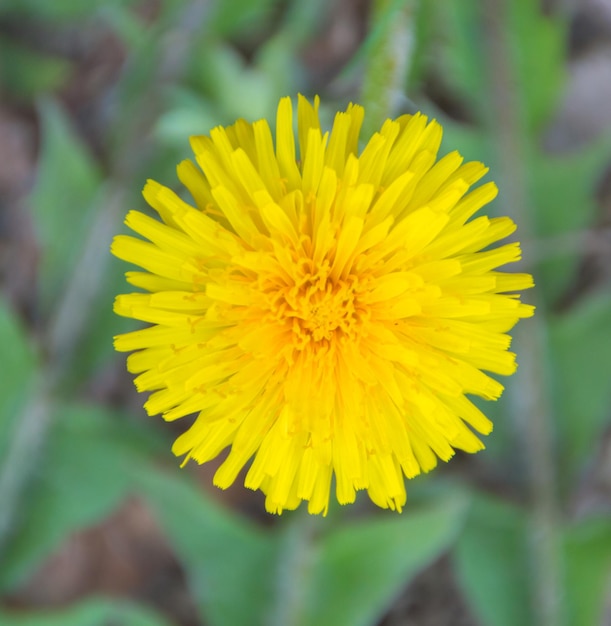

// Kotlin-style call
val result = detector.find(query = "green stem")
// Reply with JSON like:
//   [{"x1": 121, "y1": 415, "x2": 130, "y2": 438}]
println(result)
[
  {"x1": 361, "y1": 0, "x2": 416, "y2": 136},
  {"x1": 483, "y1": 3, "x2": 564, "y2": 626},
  {"x1": 269, "y1": 510, "x2": 321, "y2": 626}
]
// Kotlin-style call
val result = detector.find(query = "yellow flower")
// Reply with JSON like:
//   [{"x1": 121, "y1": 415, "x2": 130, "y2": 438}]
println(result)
[{"x1": 112, "y1": 95, "x2": 534, "y2": 515}]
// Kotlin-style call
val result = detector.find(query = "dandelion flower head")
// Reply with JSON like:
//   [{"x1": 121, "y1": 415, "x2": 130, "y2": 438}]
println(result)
[{"x1": 112, "y1": 95, "x2": 534, "y2": 515}]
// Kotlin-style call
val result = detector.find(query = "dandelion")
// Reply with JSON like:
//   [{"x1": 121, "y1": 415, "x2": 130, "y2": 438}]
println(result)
[{"x1": 112, "y1": 95, "x2": 534, "y2": 515}]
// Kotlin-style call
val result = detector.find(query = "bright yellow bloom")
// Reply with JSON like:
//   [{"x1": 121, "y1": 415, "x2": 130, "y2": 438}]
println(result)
[{"x1": 112, "y1": 95, "x2": 534, "y2": 515}]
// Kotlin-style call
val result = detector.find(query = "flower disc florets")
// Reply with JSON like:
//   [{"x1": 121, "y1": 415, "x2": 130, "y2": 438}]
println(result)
[{"x1": 112, "y1": 95, "x2": 534, "y2": 515}]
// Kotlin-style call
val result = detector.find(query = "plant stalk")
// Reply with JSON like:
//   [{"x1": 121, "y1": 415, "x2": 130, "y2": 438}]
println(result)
[
  {"x1": 361, "y1": 0, "x2": 416, "y2": 136},
  {"x1": 483, "y1": 3, "x2": 564, "y2": 626}
]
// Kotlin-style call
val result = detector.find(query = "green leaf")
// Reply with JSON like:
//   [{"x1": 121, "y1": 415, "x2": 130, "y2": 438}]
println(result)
[
  {"x1": 0, "y1": 39, "x2": 70, "y2": 100},
  {"x1": 528, "y1": 137, "x2": 611, "y2": 305},
  {"x1": 97, "y1": 4, "x2": 151, "y2": 49},
  {"x1": 207, "y1": 0, "x2": 279, "y2": 38},
  {"x1": 137, "y1": 468, "x2": 278, "y2": 626},
  {"x1": 453, "y1": 494, "x2": 533, "y2": 626},
  {"x1": 270, "y1": 0, "x2": 332, "y2": 48},
  {"x1": 407, "y1": 0, "x2": 439, "y2": 91},
  {"x1": 438, "y1": 120, "x2": 495, "y2": 176},
  {"x1": 298, "y1": 495, "x2": 467, "y2": 626},
  {"x1": 0, "y1": 0, "x2": 141, "y2": 21},
  {"x1": 154, "y1": 88, "x2": 219, "y2": 148},
  {"x1": 0, "y1": 404, "x2": 162, "y2": 592},
  {"x1": 549, "y1": 292, "x2": 611, "y2": 483},
  {"x1": 436, "y1": 0, "x2": 487, "y2": 120},
  {"x1": 0, "y1": 301, "x2": 37, "y2": 461},
  {"x1": 29, "y1": 100, "x2": 102, "y2": 311},
  {"x1": 196, "y1": 44, "x2": 277, "y2": 123},
  {"x1": 438, "y1": 0, "x2": 563, "y2": 131},
  {"x1": 505, "y1": 0, "x2": 565, "y2": 131},
  {"x1": 141, "y1": 470, "x2": 467, "y2": 626},
  {"x1": 0, "y1": 598, "x2": 172, "y2": 626},
  {"x1": 69, "y1": 247, "x2": 140, "y2": 389},
  {"x1": 564, "y1": 516, "x2": 611, "y2": 626}
]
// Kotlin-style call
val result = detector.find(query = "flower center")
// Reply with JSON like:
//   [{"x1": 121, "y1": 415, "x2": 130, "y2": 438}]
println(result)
[
  {"x1": 264, "y1": 257, "x2": 365, "y2": 350},
  {"x1": 287, "y1": 276, "x2": 358, "y2": 344}
]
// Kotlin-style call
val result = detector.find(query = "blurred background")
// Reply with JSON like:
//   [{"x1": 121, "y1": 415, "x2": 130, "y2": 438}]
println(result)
[{"x1": 1, "y1": 0, "x2": 611, "y2": 625}]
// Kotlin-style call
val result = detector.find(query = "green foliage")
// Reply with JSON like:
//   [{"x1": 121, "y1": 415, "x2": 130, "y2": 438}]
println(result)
[
  {"x1": 154, "y1": 88, "x2": 220, "y2": 148},
  {"x1": 140, "y1": 470, "x2": 466, "y2": 626},
  {"x1": 300, "y1": 496, "x2": 466, "y2": 626},
  {"x1": 549, "y1": 293, "x2": 611, "y2": 484},
  {"x1": 564, "y1": 516, "x2": 611, "y2": 626},
  {"x1": 0, "y1": 405, "x2": 162, "y2": 592},
  {"x1": 29, "y1": 100, "x2": 102, "y2": 312},
  {"x1": 0, "y1": 0, "x2": 141, "y2": 20},
  {"x1": 194, "y1": 43, "x2": 279, "y2": 123},
  {"x1": 0, "y1": 598, "x2": 172, "y2": 626},
  {"x1": 528, "y1": 137, "x2": 611, "y2": 304},
  {"x1": 454, "y1": 495, "x2": 533, "y2": 626},
  {"x1": 0, "y1": 302, "x2": 37, "y2": 462},
  {"x1": 0, "y1": 39, "x2": 70, "y2": 100},
  {"x1": 438, "y1": 0, "x2": 563, "y2": 130},
  {"x1": 207, "y1": 0, "x2": 280, "y2": 39},
  {"x1": 138, "y1": 468, "x2": 277, "y2": 626},
  {"x1": 504, "y1": 0, "x2": 565, "y2": 131}
]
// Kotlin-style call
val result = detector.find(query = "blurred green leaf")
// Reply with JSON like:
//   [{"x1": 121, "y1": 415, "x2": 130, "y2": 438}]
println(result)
[
  {"x1": 438, "y1": 120, "x2": 496, "y2": 181},
  {"x1": 254, "y1": 34, "x2": 303, "y2": 100},
  {"x1": 454, "y1": 494, "x2": 533, "y2": 626},
  {"x1": 0, "y1": 0, "x2": 141, "y2": 20},
  {"x1": 137, "y1": 467, "x2": 277, "y2": 626},
  {"x1": 154, "y1": 88, "x2": 219, "y2": 148},
  {"x1": 29, "y1": 100, "x2": 102, "y2": 311},
  {"x1": 207, "y1": 0, "x2": 279, "y2": 38},
  {"x1": 549, "y1": 292, "x2": 611, "y2": 484},
  {"x1": 196, "y1": 44, "x2": 277, "y2": 123},
  {"x1": 436, "y1": 0, "x2": 486, "y2": 119},
  {"x1": 298, "y1": 495, "x2": 467, "y2": 626},
  {"x1": 73, "y1": 251, "x2": 138, "y2": 387},
  {"x1": 528, "y1": 138, "x2": 611, "y2": 305},
  {"x1": 341, "y1": 0, "x2": 412, "y2": 84},
  {"x1": 0, "y1": 404, "x2": 162, "y2": 592},
  {"x1": 271, "y1": 0, "x2": 331, "y2": 47},
  {"x1": 0, "y1": 598, "x2": 172, "y2": 626},
  {"x1": 406, "y1": 0, "x2": 438, "y2": 91},
  {"x1": 0, "y1": 301, "x2": 37, "y2": 462},
  {"x1": 506, "y1": 0, "x2": 565, "y2": 131},
  {"x1": 141, "y1": 469, "x2": 466, "y2": 626},
  {"x1": 0, "y1": 39, "x2": 70, "y2": 99},
  {"x1": 564, "y1": 516, "x2": 611, "y2": 626},
  {"x1": 438, "y1": 0, "x2": 563, "y2": 131},
  {"x1": 97, "y1": 4, "x2": 151, "y2": 49}
]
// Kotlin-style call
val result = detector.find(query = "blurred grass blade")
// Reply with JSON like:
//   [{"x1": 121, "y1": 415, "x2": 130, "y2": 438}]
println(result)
[
  {"x1": 564, "y1": 516, "x2": 611, "y2": 626},
  {"x1": 453, "y1": 494, "x2": 534, "y2": 626},
  {"x1": 0, "y1": 300, "x2": 37, "y2": 461},
  {"x1": 529, "y1": 138, "x2": 611, "y2": 305},
  {"x1": 0, "y1": 300, "x2": 39, "y2": 554},
  {"x1": 549, "y1": 292, "x2": 611, "y2": 484},
  {"x1": 0, "y1": 39, "x2": 70, "y2": 100},
  {"x1": 0, "y1": 598, "x2": 172, "y2": 626},
  {"x1": 207, "y1": 0, "x2": 278, "y2": 38},
  {"x1": 293, "y1": 494, "x2": 467, "y2": 626},
  {"x1": 439, "y1": 0, "x2": 563, "y2": 129},
  {"x1": 137, "y1": 468, "x2": 278, "y2": 626},
  {"x1": 0, "y1": 404, "x2": 162, "y2": 592},
  {"x1": 29, "y1": 99, "x2": 102, "y2": 311},
  {"x1": 0, "y1": 0, "x2": 141, "y2": 21}
]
